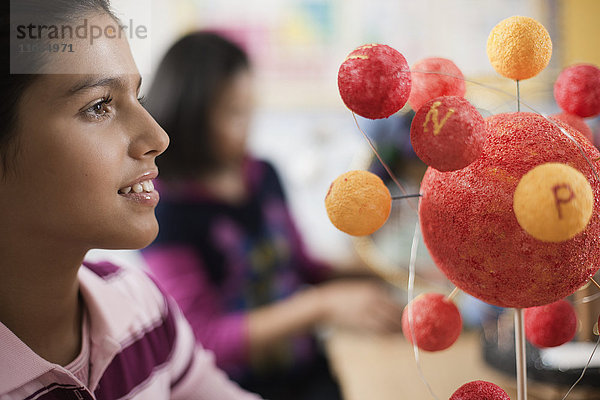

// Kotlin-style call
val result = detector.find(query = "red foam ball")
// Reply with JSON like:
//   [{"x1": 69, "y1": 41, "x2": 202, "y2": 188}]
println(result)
[
  {"x1": 549, "y1": 112, "x2": 594, "y2": 145},
  {"x1": 554, "y1": 64, "x2": 600, "y2": 118},
  {"x1": 419, "y1": 112, "x2": 600, "y2": 308},
  {"x1": 410, "y1": 96, "x2": 486, "y2": 171},
  {"x1": 408, "y1": 57, "x2": 466, "y2": 112},
  {"x1": 338, "y1": 44, "x2": 411, "y2": 119},
  {"x1": 450, "y1": 381, "x2": 510, "y2": 400},
  {"x1": 401, "y1": 293, "x2": 462, "y2": 352},
  {"x1": 524, "y1": 299, "x2": 577, "y2": 348}
]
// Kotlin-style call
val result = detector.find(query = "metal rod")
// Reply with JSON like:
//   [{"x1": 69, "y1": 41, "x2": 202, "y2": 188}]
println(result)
[
  {"x1": 516, "y1": 80, "x2": 521, "y2": 112},
  {"x1": 514, "y1": 308, "x2": 527, "y2": 400},
  {"x1": 590, "y1": 277, "x2": 600, "y2": 290},
  {"x1": 392, "y1": 193, "x2": 423, "y2": 200},
  {"x1": 446, "y1": 287, "x2": 460, "y2": 301},
  {"x1": 351, "y1": 113, "x2": 418, "y2": 213},
  {"x1": 561, "y1": 335, "x2": 600, "y2": 400}
]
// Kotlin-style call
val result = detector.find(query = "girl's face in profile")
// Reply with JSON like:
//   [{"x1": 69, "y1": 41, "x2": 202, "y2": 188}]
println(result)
[{"x1": 1, "y1": 13, "x2": 169, "y2": 251}]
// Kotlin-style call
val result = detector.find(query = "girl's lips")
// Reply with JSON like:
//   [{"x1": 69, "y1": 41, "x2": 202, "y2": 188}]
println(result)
[
  {"x1": 118, "y1": 179, "x2": 155, "y2": 194},
  {"x1": 118, "y1": 170, "x2": 159, "y2": 193},
  {"x1": 119, "y1": 189, "x2": 160, "y2": 207}
]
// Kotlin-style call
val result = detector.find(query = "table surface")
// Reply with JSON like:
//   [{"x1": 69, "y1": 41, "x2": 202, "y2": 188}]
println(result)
[{"x1": 326, "y1": 330, "x2": 600, "y2": 400}]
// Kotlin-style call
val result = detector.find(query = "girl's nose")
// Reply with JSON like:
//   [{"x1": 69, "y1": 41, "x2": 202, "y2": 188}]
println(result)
[{"x1": 129, "y1": 106, "x2": 170, "y2": 159}]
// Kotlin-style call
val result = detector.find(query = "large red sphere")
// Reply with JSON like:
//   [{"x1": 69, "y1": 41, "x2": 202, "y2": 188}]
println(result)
[
  {"x1": 524, "y1": 299, "x2": 577, "y2": 348},
  {"x1": 401, "y1": 293, "x2": 462, "y2": 352},
  {"x1": 408, "y1": 57, "x2": 466, "y2": 112},
  {"x1": 410, "y1": 96, "x2": 486, "y2": 171},
  {"x1": 338, "y1": 44, "x2": 411, "y2": 119},
  {"x1": 419, "y1": 112, "x2": 600, "y2": 308},
  {"x1": 549, "y1": 112, "x2": 594, "y2": 145},
  {"x1": 554, "y1": 64, "x2": 600, "y2": 118},
  {"x1": 450, "y1": 381, "x2": 510, "y2": 400}
]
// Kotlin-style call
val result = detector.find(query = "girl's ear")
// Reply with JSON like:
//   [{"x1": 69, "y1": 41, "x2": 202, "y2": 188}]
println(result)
[{"x1": 0, "y1": 137, "x2": 23, "y2": 181}]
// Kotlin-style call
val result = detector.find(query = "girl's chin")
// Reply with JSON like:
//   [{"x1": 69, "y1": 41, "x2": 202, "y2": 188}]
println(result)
[
  {"x1": 127, "y1": 229, "x2": 159, "y2": 250},
  {"x1": 99, "y1": 223, "x2": 159, "y2": 250}
]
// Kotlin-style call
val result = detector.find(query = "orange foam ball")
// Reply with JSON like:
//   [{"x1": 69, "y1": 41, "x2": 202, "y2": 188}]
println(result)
[
  {"x1": 513, "y1": 163, "x2": 594, "y2": 243},
  {"x1": 487, "y1": 16, "x2": 552, "y2": 80},
  {"x1": 325, "y1": 170, "x2": 391, "y2": 236}
]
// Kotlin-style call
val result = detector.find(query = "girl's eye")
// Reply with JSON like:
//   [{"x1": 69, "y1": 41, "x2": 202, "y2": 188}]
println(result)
[{"x1": 83, "y1": 96, "x2": 113, "y2": 120}]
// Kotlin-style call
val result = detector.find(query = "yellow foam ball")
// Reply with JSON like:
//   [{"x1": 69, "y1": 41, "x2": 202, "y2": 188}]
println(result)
[
  {"x1": 513, "y1": 163, "x2": 594, "y2": 242},
  {"x1": 487, "y1": 16, "x2": 552, "y2": 80},
  {"x1": 325, "y1": 170, "x2": 391, "y2": 236}
]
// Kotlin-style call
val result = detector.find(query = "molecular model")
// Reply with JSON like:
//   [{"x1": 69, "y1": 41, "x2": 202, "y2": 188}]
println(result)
[{"x1": 325, "y1": 15, "x2": 600, "y2": 400}]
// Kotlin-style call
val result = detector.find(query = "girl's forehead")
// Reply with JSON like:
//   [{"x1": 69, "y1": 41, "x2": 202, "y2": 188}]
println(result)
[{"x1": 28, "y1": 13, "x2": 139, "y2": 76}]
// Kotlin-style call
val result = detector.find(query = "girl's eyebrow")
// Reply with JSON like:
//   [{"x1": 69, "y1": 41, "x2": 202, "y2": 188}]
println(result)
[{"x1": 67, "y1": 75, "x2": 143, "y2": 95}]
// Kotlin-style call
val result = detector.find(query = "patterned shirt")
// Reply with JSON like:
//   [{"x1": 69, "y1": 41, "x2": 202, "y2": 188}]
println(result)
[{"x1": 0, "y1": 261, "x2": 261, "y2": 400}]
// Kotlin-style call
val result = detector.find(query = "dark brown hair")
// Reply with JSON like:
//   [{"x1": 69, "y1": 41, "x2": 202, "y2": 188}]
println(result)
[{"x1": 144, "y1": 32, "x2": 250, "y2": 180}]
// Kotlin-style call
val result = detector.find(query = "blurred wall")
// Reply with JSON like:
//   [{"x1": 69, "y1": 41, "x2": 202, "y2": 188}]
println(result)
[{"x1": 559, "y1": 0, "x2": 600, "y2": 67}]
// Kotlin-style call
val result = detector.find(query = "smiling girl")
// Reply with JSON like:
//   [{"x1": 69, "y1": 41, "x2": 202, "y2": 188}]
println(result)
[{"x1": 0, "y1": 1, "x2": 260, "y2": 398}]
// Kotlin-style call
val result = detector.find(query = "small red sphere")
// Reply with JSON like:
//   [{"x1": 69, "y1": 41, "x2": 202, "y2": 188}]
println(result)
[
  {"x1": 408, "y1": 57, "x2": 466, "y2": 112},
  {"x1": 524, "y1": 299, "x2": 577, "y2": 348},
  {"x1": 401, "y1": 293, "x2": 462, "y2": 352},
  {"x1": 554, "y1": 64, "x2": 600, "y2": 118},
  {"x1": 338, "y1": 44, "x2": 411, "y2": 119},
  {"x1": 450, "y1": 381, "x2": 510, "y2": 400},
  {"x1": 549, "y1": 112, "x2": 594, "y2": 145},
  {"x1": 410, "y1": 96, "x2": 486, "y2": 171}
]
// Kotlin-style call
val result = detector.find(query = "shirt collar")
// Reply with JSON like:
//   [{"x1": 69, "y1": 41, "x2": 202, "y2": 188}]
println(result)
[
  {"x1": 77, "y1": 266, "x2": 123, "y2": 391},
  {"x1": 0, "y1": 321, "x2": 56, "y2": 393},
  {"x1": 0, "y1": 265, "x2": 124, "y2": 394}
]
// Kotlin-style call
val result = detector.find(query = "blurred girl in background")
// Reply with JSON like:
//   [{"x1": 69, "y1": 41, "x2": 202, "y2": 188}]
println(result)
[{"x1": 143, "y1": 32, "x2": 404, "y2": 400}]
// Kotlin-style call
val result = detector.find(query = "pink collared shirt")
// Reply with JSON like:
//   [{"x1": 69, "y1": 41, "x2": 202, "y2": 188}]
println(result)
[{"x1": 0, "y1": 261, "x2": 262, "y2": 400}]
